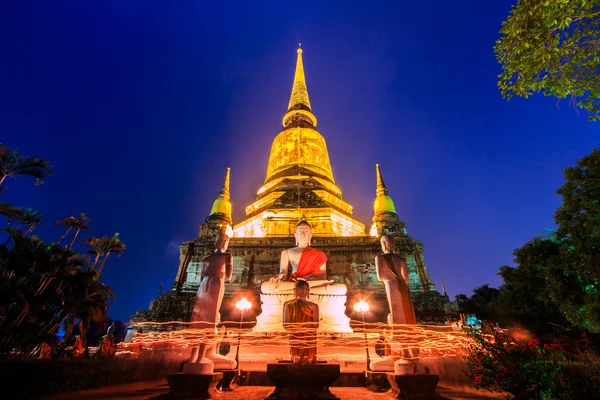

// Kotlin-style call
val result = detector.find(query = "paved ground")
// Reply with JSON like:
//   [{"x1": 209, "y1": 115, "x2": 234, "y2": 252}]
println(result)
[{"x1": 39, "y1": 379, "x2": 497, "y2": 400}]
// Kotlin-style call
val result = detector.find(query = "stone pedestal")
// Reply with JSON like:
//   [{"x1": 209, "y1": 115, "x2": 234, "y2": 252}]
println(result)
[
  {"x1": 183, "y1": 362, "x2": 214, "y2": 375},
  {"x1": 385, "y1": 373, "x2": 439, "y2": 400},
  {"x1": 215, "y1": 369, "x2": 238, "y2": 392},
  {"x1": 167, "y1": 372, "x2": 223, "y2": 399},
  {"x1": 366, "y1": 371, "x2": 391, "y2": 392},
  {"x1": 254, "y1": 293, "x2": 352, "y2": 333},
  {"x1": 265, "y1": 363, "x2": 341, "y2": 400}
]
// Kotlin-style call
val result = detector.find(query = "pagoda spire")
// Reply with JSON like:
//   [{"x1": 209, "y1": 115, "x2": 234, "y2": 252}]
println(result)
[
  {"x1": 376, "y1": 164, "x2": 388, "y2": 197},
  {"x1": 288, "y1": 44, "x2": 311, "y2": 111},
  {"x1": 282, "y1": 45, "x2": 317, "y2": 128},
  {"x1": 374, "y1": 164, "x2": 397, "y2": 214},
  {"x1": 210, "y1": 167, "x2": 232, "y2": 223}
]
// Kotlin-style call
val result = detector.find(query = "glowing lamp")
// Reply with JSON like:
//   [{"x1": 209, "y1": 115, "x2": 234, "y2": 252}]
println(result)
[
  {"x1": 226, "y1": 225, "x2": 234, "y2": 238},
  {"x1": 236, "y1": 297, "x2": 252, "y2": 311},
  {"x1": 354, "y1": 300, "x2": 370, "y2": 314}
]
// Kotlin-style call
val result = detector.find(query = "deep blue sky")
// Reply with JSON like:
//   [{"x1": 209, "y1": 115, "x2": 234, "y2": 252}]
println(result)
[{"x1": 1, "y1": 1, "x2": 597, "y2": 322}]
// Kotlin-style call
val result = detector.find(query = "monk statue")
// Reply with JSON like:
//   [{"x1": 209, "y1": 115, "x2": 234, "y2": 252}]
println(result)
[
  {"x1": 261, "y1": 217, "x2": 346, "y2": 295},
  {"x1": 376, "y1": 235, "x2": 416, "y2": 326},
  {"x1": 282, "y1": 280, "x2": 319, "y2": 364},
  {"x1": 370, "y1": 235, "x2": 420, "y2": 373},
  {"x1": 183, "y1": 230, "x2": 237, "y2": 374},
  {"x1": 96, "y1": 322, "x2": 116, "y2": 358}
]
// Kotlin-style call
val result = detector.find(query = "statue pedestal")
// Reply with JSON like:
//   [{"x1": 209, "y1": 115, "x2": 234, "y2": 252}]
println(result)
[
  {"x1": 167, "y1": 372, "x2": 223, "y2": 399},
  {"x1": 265, "y1": 363, "x2": 340, "y2": 400},
  {"x1": 215, "y1": 369, "x2": 238, "y2": 392},
  {"x1": 254, "y1": 293, "x2": 352, "y2": 333},
  {"x1": 366, "y1": 371, "x2": 391, "y2": 392},
  {"x1": 183, "y1": 362, "x2": 214, "y2": 375},
  {"x1": 385, "y1": 373, "x2": 439, "y2": 400}
]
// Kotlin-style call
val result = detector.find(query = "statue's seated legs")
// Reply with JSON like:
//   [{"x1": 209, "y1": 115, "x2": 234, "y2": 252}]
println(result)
[
  {"x1": 254, "y1": 291, "x2": 352, "y2": 333},
  {"x1": 260, "y1": 280, "x2": 347, "y2": 295}
]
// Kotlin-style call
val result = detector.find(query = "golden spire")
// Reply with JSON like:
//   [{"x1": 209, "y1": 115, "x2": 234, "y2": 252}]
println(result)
[
  {"x1": 376, "y1": 164, "x2": 388, "y2": 197},
  {"x1": 374, "y1": 164, "x2": 397, "y2": 214},
  {"x1": 288, "y1": 44, "x2": 311, "y2": 111},
  {"x1": 210, "y1": 168, "x2": 232, "y2": 222},
  {"x1": 282, "y1": 45, "x2": 317, "y2": 128}
]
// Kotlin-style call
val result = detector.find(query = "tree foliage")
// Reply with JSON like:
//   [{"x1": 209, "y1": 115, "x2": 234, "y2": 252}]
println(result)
[
  {"x1": 0, "y1": 144, "x2": 124, "y2": 357},
  {"x1": 495, "y1": 0, "x2": 600, "y2": 120},
  {"x1": 554, "y1": 148, "x2": 600, "y2": 279},
  {"x1": 0, "y1": 144, "x2": 52, "y2": 190},
  {"x1": 458, "y1": 149, "x2": 600, "y2": 332}
]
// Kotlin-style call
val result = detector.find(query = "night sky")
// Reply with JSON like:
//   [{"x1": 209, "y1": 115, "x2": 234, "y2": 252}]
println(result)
[{"x1": 1, "y1": 1, "x2": 597, "y2": 322}]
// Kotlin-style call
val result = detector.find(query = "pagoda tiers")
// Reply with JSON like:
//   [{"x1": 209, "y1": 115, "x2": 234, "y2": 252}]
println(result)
[
  {"x1": 131, "y1": 47, "x2": 439, "y2": 327},
  {"x1": 233, "y1": 47, "x2": 365, "y2": 238}
]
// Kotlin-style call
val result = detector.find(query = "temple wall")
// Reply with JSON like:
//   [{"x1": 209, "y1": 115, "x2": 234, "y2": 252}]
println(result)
[{"x1": 166, "y1": 235, "x2": 436, "y2": 324}]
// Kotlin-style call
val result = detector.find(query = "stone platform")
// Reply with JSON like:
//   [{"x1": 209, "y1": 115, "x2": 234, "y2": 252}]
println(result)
[
  {"x1": 235, "y1": 332, "x2": 378, "y2": 372},
  {"x1": 254, "y1": 293, "x2": 352, "y2": 333},
  {"x1": 265, "y1": 363, "x2": 341, "y2": 400},
  {"x1": 167, "y1": 372, "x2": 222, "y2": 398}
]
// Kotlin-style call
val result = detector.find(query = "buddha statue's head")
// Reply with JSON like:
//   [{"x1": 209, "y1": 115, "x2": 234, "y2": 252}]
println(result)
[
  {"x1": 294, "y1": 217, "x2": 312, "y2": 247},
  {"x1": 380, "y1": 234, "x2": 395, "y2": 253}
]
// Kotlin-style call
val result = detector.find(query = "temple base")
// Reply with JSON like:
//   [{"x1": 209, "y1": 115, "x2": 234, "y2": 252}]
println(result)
[
  {"x1": 254, "y1": 293, "x2": 352, "y2": 333},
  {"x1": 265, "y1": 363, "x2": 341, "y2": 400},
  {"x1": 385, "y1": 373, "x2": 439, "y2": 400},
  {"x1": 167, "y1": 372, "x2": 223, "y2": 399}
]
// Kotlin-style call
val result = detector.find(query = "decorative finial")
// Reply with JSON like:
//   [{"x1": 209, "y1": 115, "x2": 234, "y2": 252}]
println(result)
[
  {"x1": 287, "y1": 45, "x2": 310, "y2": 112},
  {"x1": 221, "y1": 167, "x2": 231, "y2": 201},
  {"x1": 376, "y1": 164, "x2": 388, "y2": 197},
  {"x1": 373, "y1": 164, "x2": 397, "y2": 215},
  {"x1": 210, "y1": 167, "x2": 232, "y2": 223},
  {"x1": 298, "y1": 43, "x2": 302, "y2": 53}
]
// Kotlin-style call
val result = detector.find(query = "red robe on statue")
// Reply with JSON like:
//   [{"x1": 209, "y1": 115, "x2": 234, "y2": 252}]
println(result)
[{"x1": 294, "y1": 247, "x2": 328, "y2": 279}]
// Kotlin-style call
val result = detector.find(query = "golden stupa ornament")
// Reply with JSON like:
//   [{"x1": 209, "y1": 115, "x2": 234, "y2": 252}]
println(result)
[
  {"x1": 374, "y1": 164, "x2": 397, "y2": 214},
  {"x1": 210, "y1": 168, "x2": 232, "y2": 223}
]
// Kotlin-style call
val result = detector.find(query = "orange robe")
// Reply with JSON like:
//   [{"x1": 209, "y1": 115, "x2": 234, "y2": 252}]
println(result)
[
  {"x1": 284, "y1": 299, "x2": 318, "y2": 365},
  {"x1": 294, "y1": 247, "x2": 327, "y2": 280}
]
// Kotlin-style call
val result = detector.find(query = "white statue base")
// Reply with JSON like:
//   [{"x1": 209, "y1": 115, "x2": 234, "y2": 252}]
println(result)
[
  {"x1": 183, "y1": 361, "x2": 214, "y2": 375},
  {"x1": 254, "y1": 293, "x2": 352, "y2": 333},
  {"x1": 394, "y1": 359, "x2": 427, "y2": 375}
]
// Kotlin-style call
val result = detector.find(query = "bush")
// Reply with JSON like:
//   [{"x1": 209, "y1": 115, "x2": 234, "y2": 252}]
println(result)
[
  {"x1": 0, "y1": 357, "x2": 181, "y2": 398},
  {"x1": 555, "y1": 362, "x2": 600, "y2": 399},
  {"x1": 463, "y1": 322, "x2": 563, "y2": 399}
]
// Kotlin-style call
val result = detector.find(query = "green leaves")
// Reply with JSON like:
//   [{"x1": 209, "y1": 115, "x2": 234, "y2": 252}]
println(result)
[{"x1": 496, "y1": 0, "x2": 600, "y2": 120}]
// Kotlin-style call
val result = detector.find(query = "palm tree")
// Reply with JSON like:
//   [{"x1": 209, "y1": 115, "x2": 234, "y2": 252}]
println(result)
[
  {"x1": 57, "y1": 213, "x2": 90, "y2": 250},
  {"x1": 0, "y1": 202, "x2": 22, "y2": 220},
  {"x1": 0, "y1": 144, "x2": 52, "y2": 191},
  {"x1": 84, "y1": 233, "x2": 126, "y2": 273},
  {"x1": 2, "y1": 208, "x2": 41, "y2": 246},
  {"x1": 19, "y1": 208, "x2": 42, "y2": 236}
]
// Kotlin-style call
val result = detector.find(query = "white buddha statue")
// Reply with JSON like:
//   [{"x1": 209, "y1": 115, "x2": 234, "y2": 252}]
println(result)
[{"x1": 260, "y1": 217, "x2": 346, "y2": 295}]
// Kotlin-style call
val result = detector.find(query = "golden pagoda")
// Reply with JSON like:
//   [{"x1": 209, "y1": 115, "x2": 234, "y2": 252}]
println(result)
[
  {"x1": 234, "y1": 46, "x2": 365, "y2": 238},
  {"x1": 131, "y1": 47, "x2": 441, "y2": 329}
]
